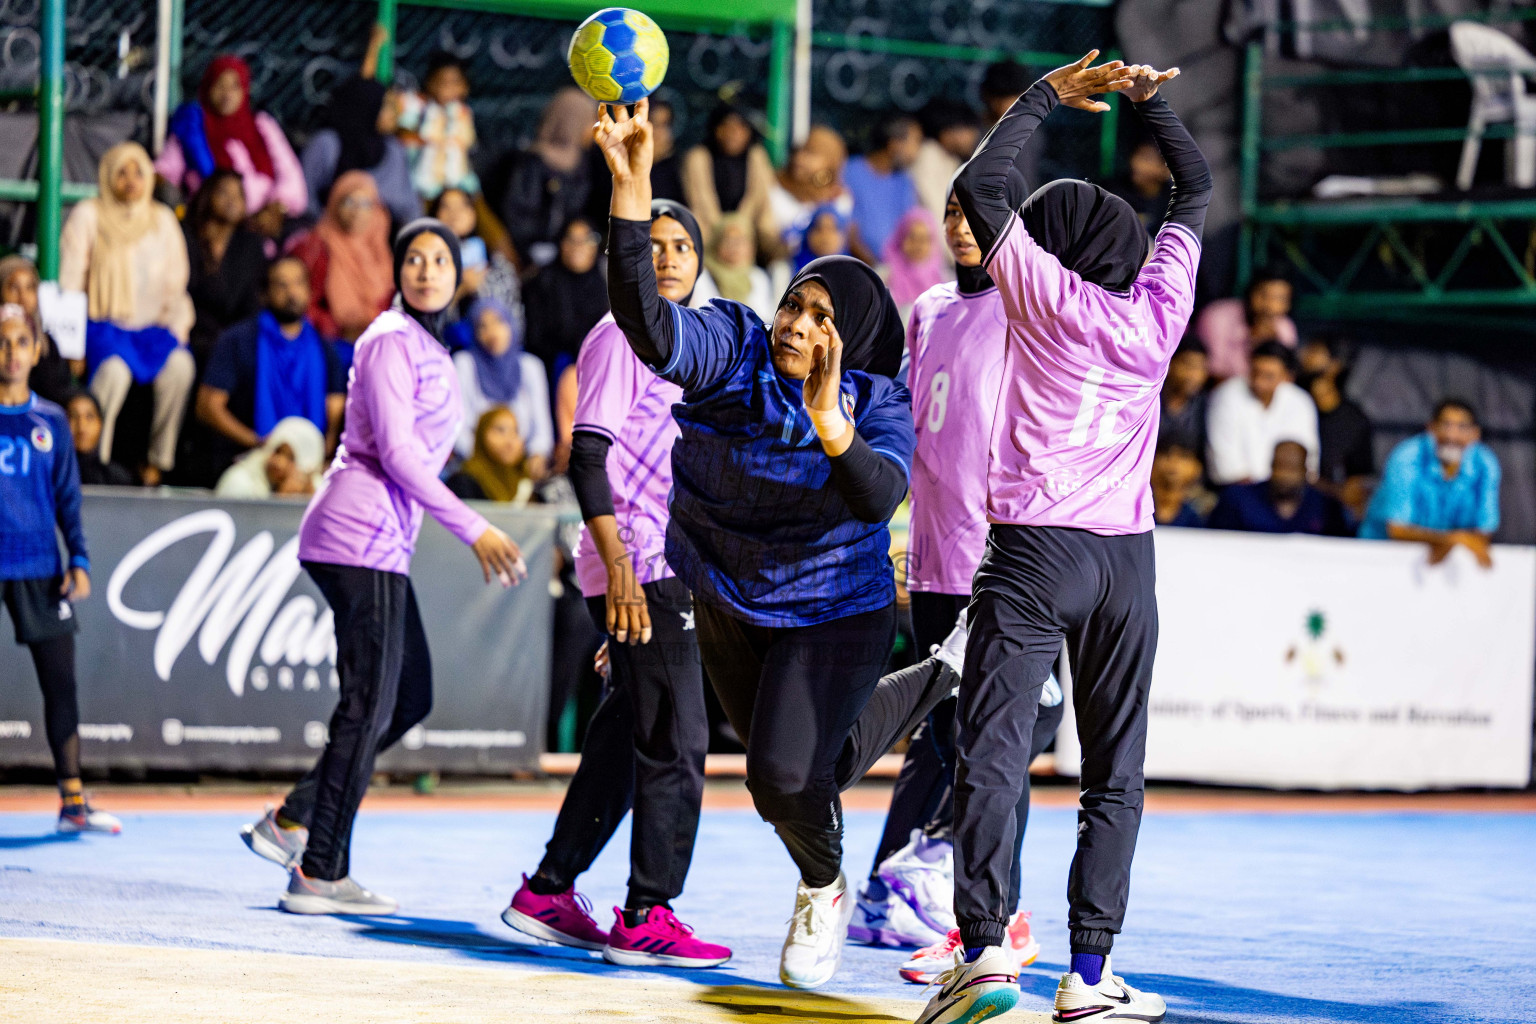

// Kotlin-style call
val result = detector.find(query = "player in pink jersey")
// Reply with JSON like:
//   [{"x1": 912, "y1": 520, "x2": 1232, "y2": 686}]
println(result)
[{"x1": 914, "y1": 57, "x2": 1207, "y2": 1024}]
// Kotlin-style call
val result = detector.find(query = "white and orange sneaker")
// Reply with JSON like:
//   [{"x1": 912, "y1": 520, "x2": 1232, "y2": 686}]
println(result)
[
  {"x1": 901, "y1": 911, "x2": 1038, "y2": 984},
  {"x1": 1004, "y1": 910, "x2": 1041, "y2": 972}
]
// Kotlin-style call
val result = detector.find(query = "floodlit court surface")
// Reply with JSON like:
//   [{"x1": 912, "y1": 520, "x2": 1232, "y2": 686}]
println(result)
[{"x1": 1, "y1": 782, "x2": 1534, "y2": 1024}]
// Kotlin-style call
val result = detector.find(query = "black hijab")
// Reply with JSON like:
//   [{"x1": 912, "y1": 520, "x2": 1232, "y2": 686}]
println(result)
[
  {"x1": 524, "y1": 217, "x2": 609, "y2": 366},
  {"x1": 651, "y1": 199, "x2": 704, "y2": 304},
  {"x1": 950, "y1": 164, "x2": 1034, "y2": 295},
  {"x1": 1020, "y1": 179, "x2": 1148, "y2": 294},
  {"x1": 328, "y1": 77, "x2": 388, "y2": 178},
  {"x1": 705, "y1": 104, "x2": 753, "y2": 214},
  {"x1": 783, "y1": 255, "x2": 904, "y2": 379},
  {"x1": 394, "y1": 218, "x2": 463, "y2": 345}
]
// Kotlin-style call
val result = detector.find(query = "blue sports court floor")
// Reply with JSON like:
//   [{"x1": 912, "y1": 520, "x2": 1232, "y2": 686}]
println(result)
[{"x1": 1, "y1": 797, "x2": 1533, "y2": 1023}]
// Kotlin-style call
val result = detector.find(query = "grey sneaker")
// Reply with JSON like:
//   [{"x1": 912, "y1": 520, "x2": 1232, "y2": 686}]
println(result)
[
  {"x1": 279, "y1": 870, "x2": 399, "y2": 916},
  {"x1": 241, "y1": 806, "x2": 307, "y2": 869}
]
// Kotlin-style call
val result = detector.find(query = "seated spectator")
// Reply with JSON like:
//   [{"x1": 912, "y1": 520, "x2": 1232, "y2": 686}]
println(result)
[
  {"x1": 1206, "y1": 341, "x2": 1319, "y2": 486},
  {"x1": 397, "y1": 50, "x2": 479, "y2": 200},
  {"x1": 1110, "y1": 138, "x2": 1172, "y2": 235},
  {"x1": 215, "y1": 416, "x2": 325, "y2": 499},
  {"x1": 1151, "y1": 441, "x2": 1206, "y2": 527},
  {"x1": 769, "y1": 124, "x2": 854, "y2": 258},
  {"x1": 1359, "y1": 399, "x2": 1501, "y2": 566},
  {"x1": 910, "y1": 99, "x2": 981, "y2": 224},
  {"x1": 1208, "y1": 441, "x2": 1353, "y2": 537},
  {"x1": 286, "y1": 171, "x2": 394, "y2": 343},
  {"x1": 196, "y1": 257, "x2": 346, "y2": 481},
  {"x1": 980, "y1": 59, "x2": 1031, "y2": 126},
  {"x1": 682, "y1": 102, "x2": 781, "y2": 258},
  {"x1": 65, "y1": 391, "x2": 134, "y2": 486},
  {"x1": 705, "y1": 213, "x2": 775, "y2": 324},
  {"x1": 183, "y1": 169, "x2": 266, "y2": 364},
  {"x1": 882, "y1": 208, "x2": 947, "y2": 319},
  {"x1": 1297, "y1": 333, "x2": 1374, "y2": 517},
  {"x1": 793, "y1": 204, "x2": 851, "y2": 271},
  {"x1": 446, "y1": 406, "x2": 534, "y2": 503},
  {"x1": 523, "y1": 215, "x2": 607, "y2": 381},
  {"x1": 158, "y1": 55, "x2": 307, "y2": 240},
  {"x1": 453, "y1": 297, "x2": 551, "y2": 475},
  {"x1": 1196, "y1": 269, "x2": 1298, "y2": 381},
  {"x1": 60, "y1": 141, "x2": 195, "y2": 486},
  {"x1": 431, "y1": 186, "x2": 521, "y2": 325},
  {"x1": 302, "y1": 57, "x2": 420, "y2": 229},
  {"x1": 497, "y1": 88, "x2": 596, "y2": 268},
  {"x1": 0, "y1": 255, "x2": 71, "y2": 406},
  {"x1": 844, "y1": 113, "x2": 922, "y2": 259},
  {"x1": 1159, "y1": 334, "x2": 1210, "y2": 457}
]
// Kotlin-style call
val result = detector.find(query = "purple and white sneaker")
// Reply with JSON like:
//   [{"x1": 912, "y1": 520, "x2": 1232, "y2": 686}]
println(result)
[
  {"x1": 602, "y1": 906, "x2": 731, "y2": 968},
  {"x1": 501, "y1": 874, "x2": 609, "y2": 951}
]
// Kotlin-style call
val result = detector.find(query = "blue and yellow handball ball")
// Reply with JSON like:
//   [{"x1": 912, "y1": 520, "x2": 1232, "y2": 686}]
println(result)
[{"x1": 567, "y1": 7, "x2": 669, "y2": 104}]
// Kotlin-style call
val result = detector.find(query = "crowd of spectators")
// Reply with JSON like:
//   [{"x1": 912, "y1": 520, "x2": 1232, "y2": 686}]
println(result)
[{"x1": 11, "y1": 41, "x2": 1504, "y2": 572}]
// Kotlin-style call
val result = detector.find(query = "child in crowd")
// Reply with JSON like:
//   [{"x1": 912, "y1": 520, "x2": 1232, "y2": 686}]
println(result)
[
  {"x1": 881, "y1": 208, "x2": 948, "y2": 320},
  {"x1": 397, "y1": 51, "x2": 479, "y2": 200},
  {"x1": 65, "y1": 392, "x2": 134, "y2": 487},
  {"x1": 793, "y1": 205, "x2": 851, "y2": 271},
  {"x1": 0, "y1": 305, "x2": 119, "y2": 834}
]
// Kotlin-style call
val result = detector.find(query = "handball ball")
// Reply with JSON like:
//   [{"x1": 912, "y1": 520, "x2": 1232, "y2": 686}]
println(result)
[{"x1": 568, "y1": 8, "x2": 669, "y2": 104}]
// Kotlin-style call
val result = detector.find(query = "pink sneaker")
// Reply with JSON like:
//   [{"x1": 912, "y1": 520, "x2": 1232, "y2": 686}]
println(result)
[
  {"x1": 501, "y1": 874, "x2": 609, "y2": 951},
  {"x1": 602, "y1": 906, "x2": 732, "y2": 968},
  {"x1": 1005, "y1": 910, "x2": 1040, "y2": 971},
  {"x1": 899, "y1": 927, "x2": 962, "y2": 983}
]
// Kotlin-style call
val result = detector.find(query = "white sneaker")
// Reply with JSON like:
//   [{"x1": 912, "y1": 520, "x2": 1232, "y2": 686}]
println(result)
[
  {"x1": 878, "y1": 829, "x2": 956, "y2": 937},
  {"x1": 1003, "y1": 910, "x2": 1041, "y2": 973},
  {"x1": 900, "y1": 928, "x2": 962, "y2": 983},
  {"x1": 279, "y1": 870, "x2": 399, "y2": 916},
  {"x1": 913, "y1": 945, "x2": 1019, "y2": 1024},
  {"x1": 779, "y1": 872, "x2": 855, "y2": 989},
  {"x1": 56, "y1": 801, "x2": 121, "y2": 834},
  {"x1": 850, "y1": 878, "x2": 946, "y2": 948},
  {"x1": 1052, "y1": 957, "x2": 1165, "y2": 1023},
  {"x1": 932, "y1": 608, "x2": 969, "y2": 678}
]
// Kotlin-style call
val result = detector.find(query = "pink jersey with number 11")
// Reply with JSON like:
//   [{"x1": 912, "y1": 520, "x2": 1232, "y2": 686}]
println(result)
[{"x1": 984, "y1": 217, "x2": 1201, "y2": 536}]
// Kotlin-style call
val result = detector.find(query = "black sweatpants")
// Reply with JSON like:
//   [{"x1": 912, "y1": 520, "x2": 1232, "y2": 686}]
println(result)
[
  {"x1": 536, "y1": 577, "x2": 707, "y2": 910},
  {"x1": 4, "y1": 576, "x2": 82, "y2": 783},
  {"x1": 694, "y1": 600, "x2": 896, "y2": 889},
  {"x1": 955, "y1": 525, "x2": 1157, "y2": 954},
  {"x1": 295, "y1": 562, "x2": 433, "y2": 882}
]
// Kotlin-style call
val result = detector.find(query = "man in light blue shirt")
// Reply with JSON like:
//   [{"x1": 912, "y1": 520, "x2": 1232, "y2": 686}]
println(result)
[
  {"x1": 844, "y1": 114, "x2": 922, "y2": 257},
  {"x1": 1359, "y1": 398, "x2": 1501, "y2": 566}
]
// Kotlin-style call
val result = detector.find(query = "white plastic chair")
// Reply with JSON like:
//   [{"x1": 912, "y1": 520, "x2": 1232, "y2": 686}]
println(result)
[{"x1": 1449, "y1": 21, "x2": 1536, "y2": 190}]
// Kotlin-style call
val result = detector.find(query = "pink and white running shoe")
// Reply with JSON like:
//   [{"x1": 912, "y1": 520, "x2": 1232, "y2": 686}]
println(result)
[
  {"x1": 501, "y1": 874, "x2": 609, "y2": 951},
  {"x1": 602, "y1": 906, "x2": 732, "y2": 968},
  {"x1": 899, "y1": 911, "x2": 1040, "y2": 984},
  {"x1": 1004, "y1": 910, "x2": 1041, "y2": 972}
]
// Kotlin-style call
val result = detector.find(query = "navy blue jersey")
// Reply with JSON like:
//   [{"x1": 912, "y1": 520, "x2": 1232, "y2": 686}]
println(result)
[
  {"x1": 653, "y1": 298, "x2": 915, "y2": 627},
  {"x1": 0, "y1": 394, "x2": 88, "y2": 580}
]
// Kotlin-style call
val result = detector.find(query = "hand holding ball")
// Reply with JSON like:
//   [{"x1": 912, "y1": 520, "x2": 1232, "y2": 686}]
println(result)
[{"x1": 568, "y1": 8, "x2": 669, "y2": 104}]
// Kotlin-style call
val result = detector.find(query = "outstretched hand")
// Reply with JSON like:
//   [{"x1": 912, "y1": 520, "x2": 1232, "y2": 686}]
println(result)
[
  {"x1": 1043, "y1": 50, "x2": 1137, "y2": 113},
  {"x1": 594, "y1": 98, "x2": 653, "y2": 185},
  {"x1": 1121, "y1": 64, "x2": 1180, "y2": 104}
]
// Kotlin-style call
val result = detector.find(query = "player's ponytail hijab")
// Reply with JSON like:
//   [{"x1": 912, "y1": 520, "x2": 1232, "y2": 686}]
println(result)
[
  {"x1": 393, "y1": 217, "x2": 463, "y2": 345},
  {"x1": 1020, "y1": 179, "x2": 1148, "y2": 294},
  {"x1": 780, "y1": 255, "x2": 904, "y2": 379}
]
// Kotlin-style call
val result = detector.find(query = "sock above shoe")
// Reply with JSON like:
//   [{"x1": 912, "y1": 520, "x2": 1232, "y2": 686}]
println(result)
[
  {"x1": 526, "y1": 872, "x2": 567, "y2": 897},
  {"x1": 1070, "y1": 952, "x2": 1105, "y2": 985}
]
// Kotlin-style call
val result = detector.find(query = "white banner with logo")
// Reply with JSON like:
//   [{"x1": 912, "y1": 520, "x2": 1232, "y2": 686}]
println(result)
[{"x1": 1054, "y1": 530, "x2": 1536, "y2": 790}]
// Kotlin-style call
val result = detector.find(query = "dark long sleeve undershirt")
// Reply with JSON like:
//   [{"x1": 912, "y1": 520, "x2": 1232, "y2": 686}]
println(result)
[
  {"x1": 829, "y1": 432, "x2": 907, "y2": 523},
  {"x1": 1131, "y1": 93, "x2": 1212, "y2": 238},
  {"x1": 607, "y1": 215, "x2": 673, "y2": 368},
  {"x1": 952, "y1": 81, "x2": 1059, "y2": 260},
  {"x1": 568, "y1": 430, "x2": 616, "y2": 520}
]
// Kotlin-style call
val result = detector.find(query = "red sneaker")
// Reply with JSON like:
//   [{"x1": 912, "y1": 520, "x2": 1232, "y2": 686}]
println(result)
[
  {"x1": 1005, "y1": 910, "x2": 1041, "y2": 970},
  {"x1": 501, "y1": 874, "x2": 609, "y2": 951},
  {"x1": 602, "y1": 905, "x2": 732, "y2": 968}
]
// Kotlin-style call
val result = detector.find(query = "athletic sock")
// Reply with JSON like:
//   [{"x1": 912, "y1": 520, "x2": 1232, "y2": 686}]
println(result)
[
  {"x1": 58, "y1": 778, "x2": 84, "y2": 814},
  {"x1": 526, "y1": 872, "x2": 567, "y2": 896},
  {"x1": 1070, "y1": 953, "x2": 1105, "y2": 985},
  {"x1": 863, "y1": 875, "x2": 890, "y2": 901},
  {"x1": 964, "y1": 946, "x2": 987, "y2": 963},
  {"x1": 274, "y1": 810, "x2": 305, "y2": 831},
  {"x1": 622, "y1": 908, "x2": 648, "y2": 928}
]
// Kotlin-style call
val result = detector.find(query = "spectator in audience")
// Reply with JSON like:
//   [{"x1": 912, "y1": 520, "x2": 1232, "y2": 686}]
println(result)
[
  {"x1": 682, "y1": 102, "x2": 780, "y2": 258},
  {"x1": 431, "y1": 186, "x2": 521, "y2": 325},
  {"x1": 196, "y1": 256, "x2": 346, "y2": 481},
  {"x1": 705, "y1": 213, "x2": 775, "y2": 323},
  {"x1": 446, "y1": 406, "x2": 534, "y2": 503},
  {"x1": 910, "y1": 99, "x2": 981, "y2": 224},
  {"x1": 793, "y1": 204, "x2": 852, "y2": 272},
  {"x1": 551, "y1": 362, "x2": 578, "y2": 476},
  {"x1": 769, "y1": 125, "x2": 854, "y2": 259},
  {"x1": 61, "y1": 141, "x2": 195, "y2": 486},
  {"x1": 397, "y1": 50, "x2": 479, "y2": 200},
  {"x1": 1359, "y1": 399, "x2": 1501, "y2": 565},
  {"x1": 585, "y1": 96, "x2": 685, "y2": 225},
  {"x1": 1151, "y1": 441, "x2": 1205, "y2": 527},
  {"x1": 1297, "y1": 333, "x2": 1374, "y2": 517},
  {"x1": 183, "y1": 169, "x2": 266, "y2": 364},
  {"x1": 882, "y1": 207, "x2": 948, "y2": 320},
  {"x1": 303, "y1": 75, "x2": 419, "y2": 230},
  {"x1": 215, "y1": 415, "x2": 325, "y2": 499},
  {"x1": 498, "y1": 88, "x2": 597, "y2": 268},
  {"x1": 1158, "y1": 333, "x2": 1210, "y2": 457},
  {"x1": 453, "y1": 297, "x2": 551, "y2": 476},
  {"x1": 66, "y1": 391, "x2": 134, "y2": 487},
  {"x1": 980, "y1": 59, "x2": 1031, "y2": 126},
  {"x1": 1197, "y1": 269, "x2": 1298, "y2": 381},
  {"x1": 1208, "y1": 440, "x2": 1353, "y2": 537},
  {"x1": 1206, "y1": 341, "x2": 1319, "y2": 486},
  {"x1": 844, "y1": 113, "x2": 922, "y2": 258},
  {"x1": 523, "y1": 215, "x2": 608, "y2": 381},
  {"x1": 1110, "y1": 138, "x2": 1172, "y2": 235},
  {"x1": 158, "y1": 55, "x2": 307, "y2": 240},
  {"x1": 0, "y1": 255, "x2": 71, "y2": 406},
  {"x1": 287, "y1": 170, "x2": 395, "y2": 344}
]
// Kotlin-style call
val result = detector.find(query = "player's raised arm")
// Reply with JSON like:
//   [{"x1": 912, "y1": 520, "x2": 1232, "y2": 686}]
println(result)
[
  {"x1": 597, "y1": 100, "x2": 674, "y2": 368},
  {"x1": 1122, "y1": 66, "x2": 1212, "y2": 239}
]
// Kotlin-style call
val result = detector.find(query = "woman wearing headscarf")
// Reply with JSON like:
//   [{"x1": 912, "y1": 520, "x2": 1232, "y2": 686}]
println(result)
[
  {"x1": 522, "y1": 215, "x2": 609, "y2": 381},
  {"x1": 792, "y1": 204, "x2": 851, "y2": 272},
  {"x1": 445, "y1": 406, "x2": 534, "y2": 504},
  {"x1": 681, "y1": 102, "x2": 780, "y2": 258},
  {"x1": 705, "y1": 213, "x2": 774, "y2": 324},
  {"x1": 0, "y1": 255, "x2": 72, "y2": 405},
  {"x1": 286, "y1": 170, "x2": 395, "y2": 344},
  {"x1": 880, "y1": 207, "x2": 949, "y2": 319},
  {"x1": 157, "y1": 55, "x2": 307, "y2": 232},
  {"x1": 451, "y1": 297, "x2": 551, "y2": 473},
  {"x1": 501, "y1": 197, "x2": 730, "y2": 971},
  {"x1": 430, "y1": 186, "x2": 522, "y2": 325},
  {"x1": 498, "y1": 88, "x2": 597, "y2": 267},
  {"x1": 769, "y1": 125, "x2": 855, "y2": 258},
  {"x1": 184, "y1": 169, "x2": 267, "y2": 363},
  {"x1": 916, "y1": 56, "x2": 1207, "y2": 1024},
  {"x1": 214, "y1": 415, "x2": 325, "y2": 498},
  {"x1": 237, "y1": 218, "x2": 525, "y2": 916},
  {"x1": 59, "y1": 142, "x2": 195, "y2": 485},
  {"x1": 302, "y1": 76, "x2": 420, "y2": 229},
  {"x1": 598, "y1": 101, "x2": 939, "y2": 990}
]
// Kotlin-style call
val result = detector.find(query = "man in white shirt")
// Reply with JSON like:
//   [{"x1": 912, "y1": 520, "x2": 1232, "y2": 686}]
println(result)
[{"x1": 1205, "y1": 340, "x2": 1319, "y2": 485}]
